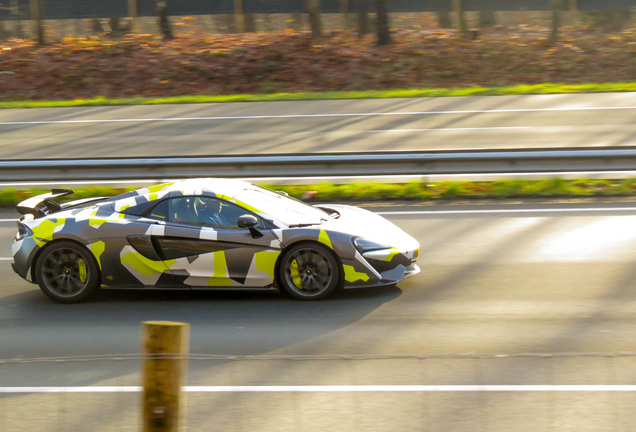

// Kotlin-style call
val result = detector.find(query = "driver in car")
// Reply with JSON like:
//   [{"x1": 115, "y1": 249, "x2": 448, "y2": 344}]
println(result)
[{"x1": 195, "y1": 198, "x2": 229, "y2": 227}]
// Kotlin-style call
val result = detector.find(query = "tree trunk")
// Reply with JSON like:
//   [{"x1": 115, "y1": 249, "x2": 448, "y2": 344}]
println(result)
[
  {"x1": 109, "y1": 17, "x2": 123, "y2": 36},
  {"x1": 91, "y1": 19, "x2": 104, "y2": 33},
  {"x1": 14, "y1": 19, "x2": 23, "y2": 39},
  {"x1": 357, "y1": 0, "x2": 370, "y2": 37},
  {"x1": 244, "y1": 13, "x2": 256, "y2": 32},
  {"x1": 479, "y1": 10, "x2": 496, "y2": 27},
  {"x1": 307, "y1": 0, "x2": 322, "y2": 38},
  {"x1": 10, "y1": 0, "x2": 23, "y2": 38},
  {"x1": 30, "y1": 0, "x2": 44, "y2": 46},
  {"x1": 224, "y1": 14, "x2": 236, "y2": 33},
  {"x1": 551, "y1": 0, "x2": 562, "y2": 40},
  {"x1": 437, "y1": 11, "x2": 452, "y2": 28},
  {"x1": 153, "y1": 0, "x2": 174, "y2": 40},
  {"x1": 340, "y1": 0, "x2": 349, "y2": 30},
  {"x1": 233, "y1": 0, "x2": 245, "y2": 33},
  {"x1": 375, "y1": 0, "x2": 391, "y2": 46},
  {"x1": 452, "y1": 0, "x2": 466, "y2": 38},
  {"x1": 263, "y1": 14, "x2": 274, "y2": 32}
]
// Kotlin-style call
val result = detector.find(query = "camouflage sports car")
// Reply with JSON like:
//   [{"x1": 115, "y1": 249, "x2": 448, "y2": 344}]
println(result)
[{"x1": 11, "y1": 179, "x2": 420, "y2": 303}]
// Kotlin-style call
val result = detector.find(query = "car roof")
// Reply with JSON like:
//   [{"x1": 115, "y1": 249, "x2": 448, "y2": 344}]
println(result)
[
  {"x1": 135, "y1": 178, "x2": 253, "y2": 199},
  {"x1": 109, "y1": 178, "x2": 256, "y2": 212},
  {"x1": 163, "y1": 178, "x2": 253, "y2": 198}
]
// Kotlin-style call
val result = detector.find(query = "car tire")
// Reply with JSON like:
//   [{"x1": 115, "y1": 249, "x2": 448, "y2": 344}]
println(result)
[
  {"x1": 278, "y1": 242, "x2": 342, "y2": 301},
  {"x1": 35, "y1": 240, "x2": 100, "y2": 304}
]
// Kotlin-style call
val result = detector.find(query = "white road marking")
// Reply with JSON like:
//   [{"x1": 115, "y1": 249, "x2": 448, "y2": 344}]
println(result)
[
  {"x1": 2, "y1": 385, "x2": 636, "y2": 393},
  {"x1": 0, "y1": 219, "x2": 16, "y2": 222},
  {"x1": 0, "y1": 258, "x2": 13, "y2": 260},
  {"x1": 376, "y1": 208, "x2": 636, "y2": 215},
  {"x1": 2, "y1": 106, "x2": 636, "y2": 125},
  {"x1": 369, "y1": 127, "x2": 529, "y2": 133}
]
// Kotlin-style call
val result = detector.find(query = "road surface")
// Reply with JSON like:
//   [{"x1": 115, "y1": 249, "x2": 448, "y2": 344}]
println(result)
[
  {"x1": 1, "y1": 202, "x2": 636, "y2": 431},
  {"x1": 3, "y1": 93, "x2": 636, "y2": 159}
]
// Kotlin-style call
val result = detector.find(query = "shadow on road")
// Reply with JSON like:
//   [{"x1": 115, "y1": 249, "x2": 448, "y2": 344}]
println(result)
[{"x1": 0, "y1": 283, "x2": 403, "y2": 389}]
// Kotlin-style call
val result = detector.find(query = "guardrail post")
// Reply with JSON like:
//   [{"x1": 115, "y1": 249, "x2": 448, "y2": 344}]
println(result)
[{"x1": 142, "y1": 321, "x2": 190, "y2": 432}]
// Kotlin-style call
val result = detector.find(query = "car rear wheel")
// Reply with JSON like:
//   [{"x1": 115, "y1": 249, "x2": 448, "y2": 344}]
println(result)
[
  {"x1": 279, "y1": 243, "x2": 342, "y2": 300},
  {"x1": 35, "y1": 241, "x2": 100, "y2": 304}
]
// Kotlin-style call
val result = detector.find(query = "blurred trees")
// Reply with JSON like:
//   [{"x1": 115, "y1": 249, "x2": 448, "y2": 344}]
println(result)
[
  {"x1": 585, "y1": 10, "x2": 633, "y2": 32},
  {"x1": 9, "y1": 0, "x2": 636, "y2": 47}
]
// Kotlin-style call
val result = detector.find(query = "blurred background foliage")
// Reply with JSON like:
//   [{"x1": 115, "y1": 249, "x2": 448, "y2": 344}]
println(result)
[
  {"x1": 3, "y1": 179, "x2": 636, "y2": 207},
  {"x1": 1, "y1": 1, "x2": 636, "y2": 101}
]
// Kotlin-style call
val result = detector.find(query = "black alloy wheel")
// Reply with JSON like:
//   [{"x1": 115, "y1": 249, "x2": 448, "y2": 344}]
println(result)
[
  {"x1": 35, "y1": 241, "x2": 100, "y2": 303},
  {"x1": 279, "y1": 242, "x2": 342, "y2": 300}
]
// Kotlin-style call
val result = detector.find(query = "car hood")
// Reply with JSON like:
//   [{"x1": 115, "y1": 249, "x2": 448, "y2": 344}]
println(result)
[{"x1": 316, "y1": 204, "x2": 418, "y2": 250}]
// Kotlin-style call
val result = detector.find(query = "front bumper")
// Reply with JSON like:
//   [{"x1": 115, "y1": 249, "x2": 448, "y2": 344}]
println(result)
[{"x1": 403, "y1": 264, "x2": 420, "y2": 279}]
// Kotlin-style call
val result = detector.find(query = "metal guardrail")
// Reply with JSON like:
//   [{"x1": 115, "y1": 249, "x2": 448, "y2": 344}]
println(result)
[{"x1": 3, "y1": 147, "x2": 636, "y2": 182}]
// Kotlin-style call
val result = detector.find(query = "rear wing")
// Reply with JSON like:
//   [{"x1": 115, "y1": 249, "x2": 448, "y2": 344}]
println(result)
[{"x1": 16, "y1": 189, "x2": 74, "y2": 219}]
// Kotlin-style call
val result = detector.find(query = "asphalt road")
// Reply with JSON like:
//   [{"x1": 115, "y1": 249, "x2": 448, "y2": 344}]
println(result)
[
  {"x1": 4, "y1": 93, "x2": 636, "y2": 159},
  {"x1": 3, "y1": 202, "x2": 636, "y2": 431}
]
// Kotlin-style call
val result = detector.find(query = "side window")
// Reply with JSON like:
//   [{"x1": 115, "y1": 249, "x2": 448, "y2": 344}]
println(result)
[
  {"x1": 149, "y1": 200, "x2": 168, "y2": 221},
  {"x1": 166, "y1": 197, "x2": 261, "y2": 229}
]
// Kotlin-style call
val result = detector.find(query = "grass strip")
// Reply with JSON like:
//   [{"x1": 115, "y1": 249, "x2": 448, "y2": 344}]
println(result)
[
  {"x1": 2, "y1": 179, "x2": 636, "y2": 209},
  {"x1": 3, "y1": 82, "x2": 636, "y2": 109}
]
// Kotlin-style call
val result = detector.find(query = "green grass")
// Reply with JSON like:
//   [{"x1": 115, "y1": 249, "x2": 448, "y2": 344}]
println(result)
[
  {"x1": 2, "y1": 179, "x2": 636, "y2": 208},
  {"x1": 4, "y1": 82, "x2": 636, "y2": 109}
]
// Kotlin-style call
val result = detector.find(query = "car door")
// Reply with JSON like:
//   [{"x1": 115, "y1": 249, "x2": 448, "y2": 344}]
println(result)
[{"x1": 150, "y1": 196, "x2": 282, "y2": 288}]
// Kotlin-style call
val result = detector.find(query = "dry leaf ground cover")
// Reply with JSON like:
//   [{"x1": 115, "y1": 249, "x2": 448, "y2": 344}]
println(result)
[{"x1": 1, "y1": 25, "x2": 636, "y2": 101}]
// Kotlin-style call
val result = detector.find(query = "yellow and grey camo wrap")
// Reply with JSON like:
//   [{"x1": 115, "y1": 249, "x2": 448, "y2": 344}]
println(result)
[{"x1": 12, "y1": 179, "x2": 418, "y2": 290}]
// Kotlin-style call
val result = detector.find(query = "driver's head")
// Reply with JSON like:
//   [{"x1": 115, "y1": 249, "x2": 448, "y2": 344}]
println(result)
[{"x1": 200, "y1": 198, "x2": 221, "y2": 213}]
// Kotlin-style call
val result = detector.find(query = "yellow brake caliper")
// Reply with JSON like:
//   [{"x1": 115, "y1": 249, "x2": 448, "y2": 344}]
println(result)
[
  {"x1": 78, "y1": 258, "x2": 87, "y2": 284},
  {"x1": 290, "y1": 259, "x2": 302, "y2": 289}
]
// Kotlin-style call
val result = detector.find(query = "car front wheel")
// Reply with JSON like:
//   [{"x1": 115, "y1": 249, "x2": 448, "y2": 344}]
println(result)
[
  {"x1": 35, "y1": 241, "x2": 100, "y2": 304},
  {"x1": 279, "y1": 243, "x2": 342, "y2": 300}
]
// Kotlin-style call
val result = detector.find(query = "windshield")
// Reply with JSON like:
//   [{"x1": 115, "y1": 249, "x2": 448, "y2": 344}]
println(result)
[{"x1": 232, "y1": 186, "x2": 329, "y2": 226}]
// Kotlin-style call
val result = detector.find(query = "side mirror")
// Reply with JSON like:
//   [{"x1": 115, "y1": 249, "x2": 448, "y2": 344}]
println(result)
[
  {"x1": 238, "y1": 214, "x2": 263, "y2": 238},
  {"x1": 238, "y1": 214, "x2": 258, "y2": 228}
]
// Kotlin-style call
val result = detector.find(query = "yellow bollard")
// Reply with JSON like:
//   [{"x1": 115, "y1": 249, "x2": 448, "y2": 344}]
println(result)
[{"x1": 142, "y1": 321, "x2": 190, "y2": 432}]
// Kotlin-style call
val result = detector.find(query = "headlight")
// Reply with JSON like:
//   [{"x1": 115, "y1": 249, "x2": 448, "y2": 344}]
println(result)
[{"x1": 353, "y1": 237, "x2": 390, "y2": 252}]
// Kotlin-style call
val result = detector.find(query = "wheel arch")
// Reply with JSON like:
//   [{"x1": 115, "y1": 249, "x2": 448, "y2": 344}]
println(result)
[
  {"x1": 30, "y1": 238, "x2": 100, "y2": 285},
  {"x1": 274, "y1": 239, "x2": 344, "y2": 290}
]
